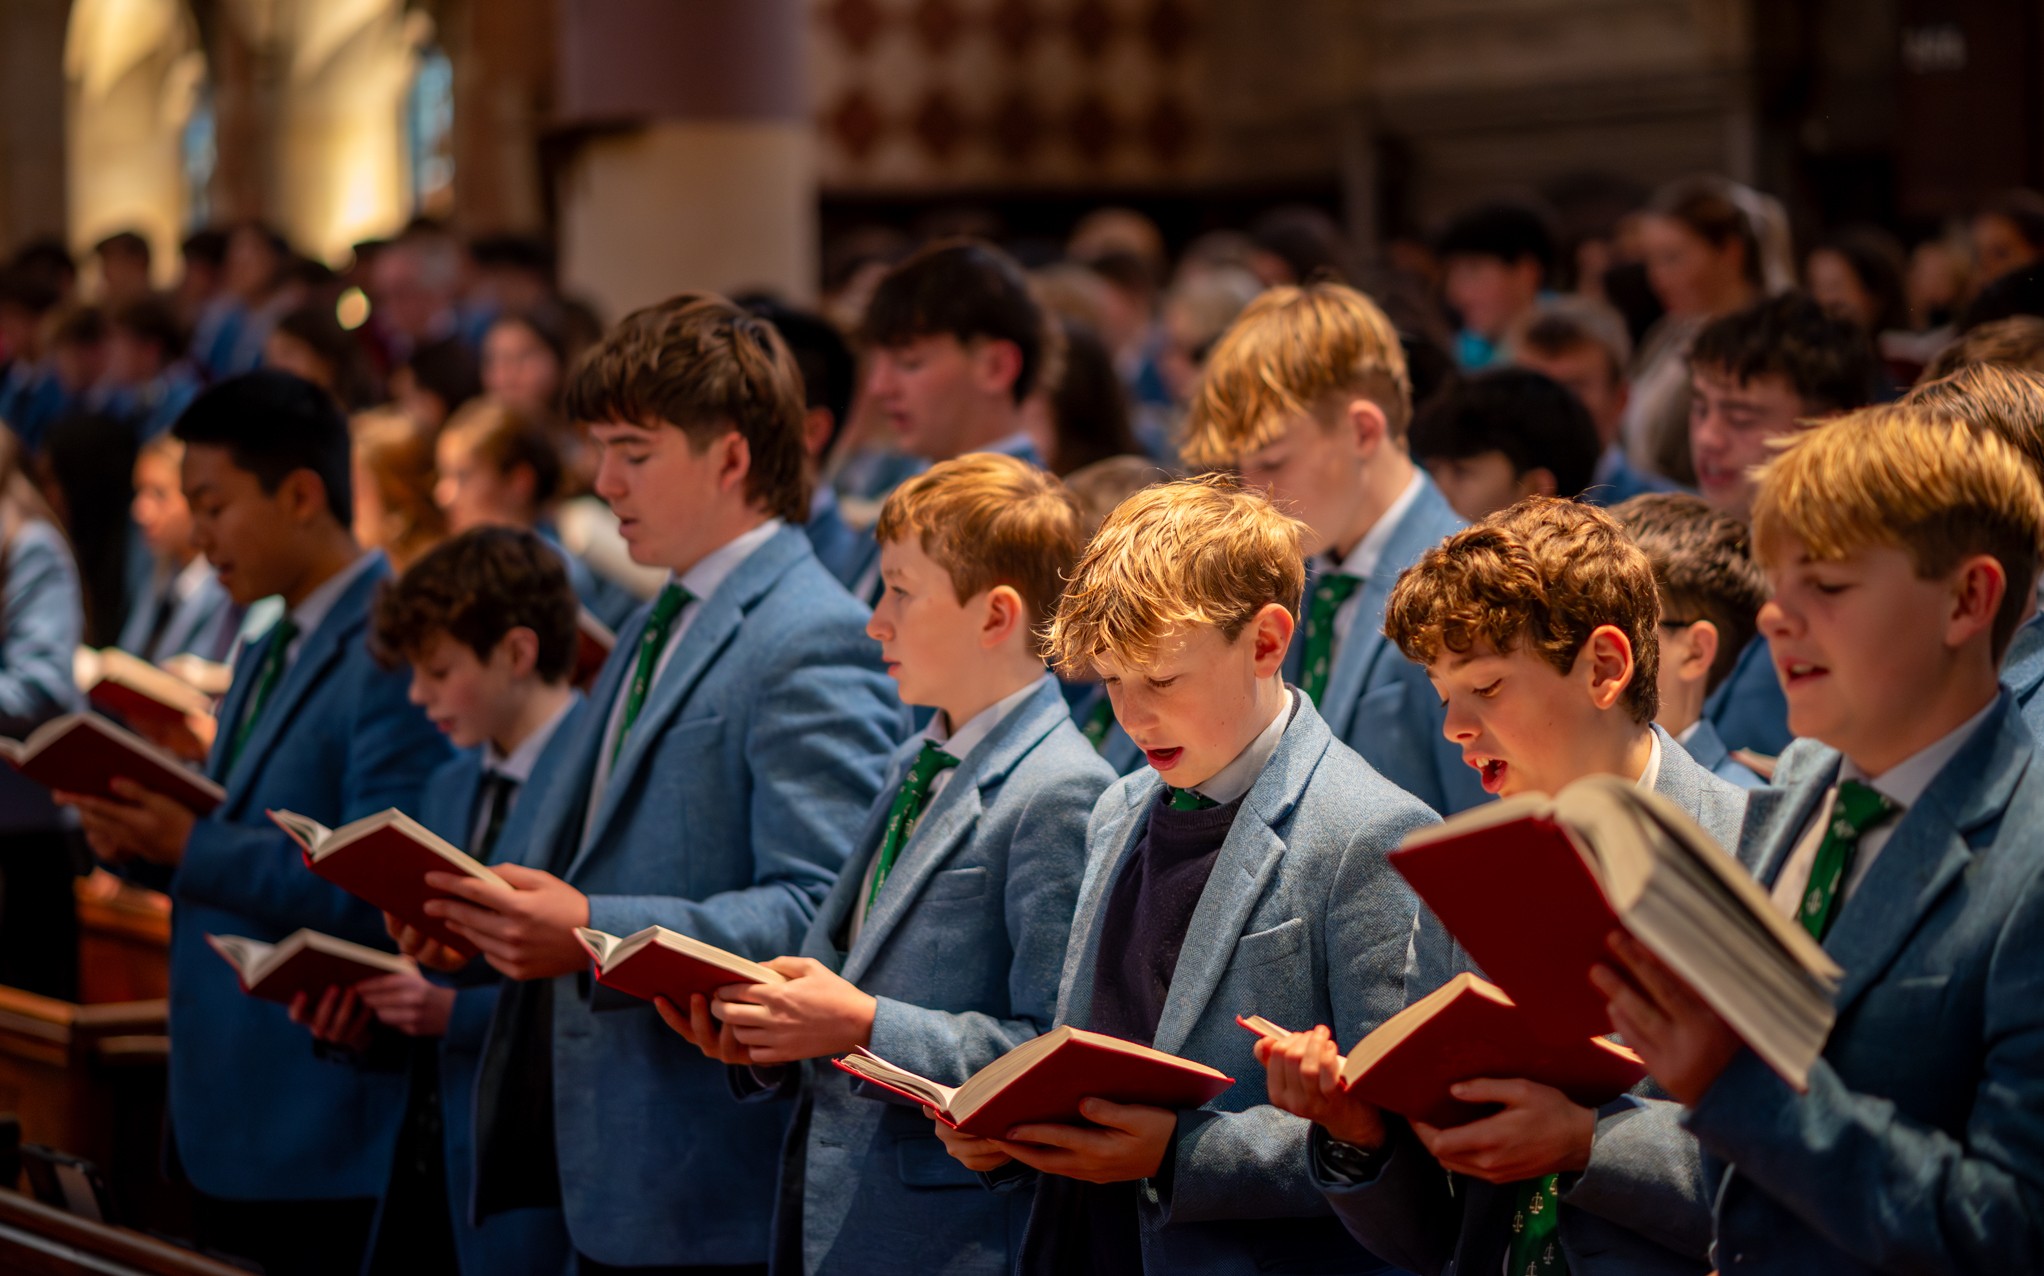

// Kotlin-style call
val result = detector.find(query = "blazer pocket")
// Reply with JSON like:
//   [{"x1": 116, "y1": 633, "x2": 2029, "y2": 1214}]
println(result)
[
  {"x1": 659, "y1": 715, "x2": 728, "y2": 752},
  {"x1": 1231, "y1": 917, "x2": 1305, "y2": 970},
  {"x1": 917, "y1": 866, "x2": 988, "y2": 904},
  {"x1": 895, "y1": 1134, "x2": 987, "y2": 1188}
]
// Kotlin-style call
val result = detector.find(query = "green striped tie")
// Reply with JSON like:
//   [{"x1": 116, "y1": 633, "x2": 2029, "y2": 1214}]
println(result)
[
  {"x1": 1299, "y1": 572, "x2": 1362, "y2": 705},
  {"x1": 610, "y1": 583, "x2": 691, "y2": 765},
  {"x1": 224, "y1": 615, "x2": 297, "y2": 773}
]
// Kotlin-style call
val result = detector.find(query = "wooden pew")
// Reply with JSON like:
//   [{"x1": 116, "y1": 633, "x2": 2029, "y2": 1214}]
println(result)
[
  {"x1": 75, "y1": 872, "x2": 170, "y2": 1005},
  {"x1": 0, "y1": 1189, "x2": 244, "y2": 1276}
]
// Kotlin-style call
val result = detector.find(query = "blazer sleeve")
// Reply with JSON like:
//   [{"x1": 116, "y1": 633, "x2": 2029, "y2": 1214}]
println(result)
[
  {"x1": 583, "y1": 644, "x2": 899, "y2": 971},
  {"x1": 1309, "y1": 1120, "x2": 1459, "y2": 1275},
  {"x1": 177, "y1": 652, "x2": 450, "y2": 945},
  {"x1": 863, "y1": 766, "x2": 1102, "y2": 1081},
  {"x1": 1683, "y1": 873, "x2": 2044, "y2": 1273},
  {"x1": 1560, "y1": 1094, "x2": 1713, "y2": 1260},
  {"x1": 0, "y1": 524, "x2": 83, "y2": 737},
  {"x1": 1153, "y1": 811, "x2": 1428, "y2": 1225}
]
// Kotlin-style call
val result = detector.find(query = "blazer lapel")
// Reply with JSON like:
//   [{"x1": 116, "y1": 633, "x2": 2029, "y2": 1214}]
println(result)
[
  {"x1": 1319, "y1": 476, "x2": 1460, "y2": 737},
  {"x1": 206, "y1": 635, "x2": 270, "y2": 785},
  {"x1": 802, "y1": 746, "x2": 907, "y2": 965},
  {"x1": 1055, "y1": 777, "x2": 1156, "y2": 1030},
  {"x1": 1148, "y1": 705, "x2": 1327, "y2": 1056},
  {"x1": 1824, "y1": 699, "x2": 2028, "y2": 1015},
  {"x1": 1683, "y1": 719, "x2": 1732, "y2": 774}
]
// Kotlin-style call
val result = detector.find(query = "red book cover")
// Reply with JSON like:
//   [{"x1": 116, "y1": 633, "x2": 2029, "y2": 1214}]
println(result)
[
  {"x1": 1388, "y1": 814, "x2": 1621, "y2": 1040},
  {"x1": 835, "y1": 1027, "x2": 1235, "y2": 1138},
  {"x1": 573, "y1": 610, "x2": 614, "y2": 691},
  {"x1": 574, "y1": 927, "x2": 782, "y2": 1005},
  {"x1": 0, "y1": 714, "x2": 223, "y2": 813},
  {"x1": 86, "y1": 679, "x2": 191, "y2": 732},
  {"x1": 276, "y1": 813, "x2": 496, "y2": 958},
  {"x1": 205, "y1": 932, "x2": 412, "y2": 1005},
  {"x1": 1342, "y1": 974, "x2": 1645, "y2": 1128}
]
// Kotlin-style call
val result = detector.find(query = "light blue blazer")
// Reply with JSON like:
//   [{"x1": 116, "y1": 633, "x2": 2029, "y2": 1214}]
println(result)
[
  {"x1": 388, "y1": 706, "x2": 586, "y2": 1276},
  {"x1": 1020, "y1": 696, "x2": 1440, "y2": 1274},
  {"x1": 497, "y1": 525, "x2": 905, "y2": 1269},
  {"x1": 117, "y1": 562, "x2": 236, "y2": 663},
  {"x1": 1321, "y1": 727, "x2": 1751, "y2": 1276},
  {"x1": 155, "y1": 554, "x2": 455, "y2": 1200},
  {"x1": 804, "y1": 487, "x2": 880, "y2": 595},
  {"x1": 0, "y1": 520, "x2": 84, "y2": 832},
  {"x1": 2002, "y1": 614, "x2": 2044, "y2": 736},
  {"x1": 1684, "y1": 692, "x2": 2044, "y2": 1273},
  {"x1": 1702, "y1": 635, "x2": 1793, "y2": 758},
  {"x1": 1676, "y1": 717, "x2": 1765, "y2": 789},
  {"x1": 753, "y1": 675, "x2": 1114, "y2": 1276},
  {"x1": 1292, "y1": 473, "x2": 1488, "y2": 816}
]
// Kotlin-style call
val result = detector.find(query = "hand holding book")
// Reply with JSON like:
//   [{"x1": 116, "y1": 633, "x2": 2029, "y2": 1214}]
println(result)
[
  {"x1": 1253, "y1": 1023, "x2": 1389, "y2": 1151},
  {"x1": 1591, "y1": 931, "x2": 1748, "y2": 1106},
  {"x1": 708, "y1": 956, "x2": 877, "y2": 1066}
]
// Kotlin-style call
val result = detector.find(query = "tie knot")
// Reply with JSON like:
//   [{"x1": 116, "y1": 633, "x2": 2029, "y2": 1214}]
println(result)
[
  {"x1": 269, "y1": 614, "x2": 299, "y2": 649},
  {"x1": 1834, "y1": 779, "x2": 1899, "y2": 837},
  {"x1": 1314, "y1": 573, "x2": 1363, "y2": 606},
  {"x1": 649, "y1": 582, "x2": 691, "y2": 627},
  {"x1": 913, "y1": 740, "x2": 961, "y2": 781},
  {"x1": 1166, "y1": 786, "x2": 1220, "y2": 812}
]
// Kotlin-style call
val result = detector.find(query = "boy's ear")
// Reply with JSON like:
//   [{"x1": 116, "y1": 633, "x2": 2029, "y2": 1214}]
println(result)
[
  {"x1": 277, "y1": 468, "x2": 330, "y2": 526},
  {"x1": 1946, "y1": 553, "x2": 2008, "y2": 650},
  {"x1": 498, "y1": 626, "x2": 541, "y2": 679},
  {"x1": 1581, "y1": 623, "x2": 1636, "y2": 711},
  {"x1": 1678, "y1": 619, "x2": 1720, "y2": 684},
  {"x1": 1249, "y1": 602, "x2": 1296, "y2": 677},
  {"x1": 979, "y1": 585, "x2": 1027, "y2": 650},
  {"x1": 506, "y1": 461, "x2": 539, "y2": 508},
  {"x1": 1520, "y1": 467, "x2": 1559, "y2": 499},
  {"x1": 711, "y1": 428, "x2": 752, "y2": 495},
  {"x1": 970, "y1": 337, "x2": 1024, "y2": 400},
  {"x1": 1342, "y1": 397, "x2": 1390, "y2": 457}
]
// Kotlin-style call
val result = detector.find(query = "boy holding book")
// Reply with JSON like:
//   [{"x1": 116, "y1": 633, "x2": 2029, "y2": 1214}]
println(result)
[
  {"x1": 1595, "y1": 406, "x2": 2044, "y2": 1273},
  {"x1": 1184, "y1": 281, "x2": 1483, "y2": 814},
  {"x1": 411, "y1": 295, "x2": 904, "y2": 1274},
  {"x1": 932, "y1": 475, "x2": 1440, "y2": 1274},
  {"x1": 1261, "y1": 496, "x2": 1751, "y2": 1276},
  {"x1": 60, "y1": 370, "x2": 455, "y2": 1276},
  {"x1": 316, "y1": 526, "x2": 585, "y2": 1275},
  {"x1": 1613, "y1": 492, "x2": 1769, "y2": 788},
  {"x1": 665, "y1": 452, "x2": 1115, "y2": 1275}
]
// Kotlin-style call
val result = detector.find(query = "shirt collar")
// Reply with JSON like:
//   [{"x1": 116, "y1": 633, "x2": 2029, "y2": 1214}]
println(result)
[
  {"x1": 288, "y1": 551, "x2": 378, "y2": 641},
  {"x1": 1840, "y1": 696, "x2": 2000, "y2": 811},
  {"x1": 172, "y1": 554, "x2": 214, "y2": 602},
  {"x1": 923, "y1": 679, "x2": 1040, "y2": 765},
  {"x1": 674, "y1": 518, "x2": 783, "y2": 607},
  {"x1": 1636, "y1": 729, "x2": 1664, "y2": 793},
  {"x1": 1329, "y1": 470, "x2": 1425, "y2": 581},
  {"x1": 483, "y1": 692, "x2": 580, "y2": 782},
  {"x1": 1194, "y1": 687, "x2": 1294, "y2": 806}
]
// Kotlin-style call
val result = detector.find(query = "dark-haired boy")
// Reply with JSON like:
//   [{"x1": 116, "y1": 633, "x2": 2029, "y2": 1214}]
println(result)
[
  {"x1": 746, "y1": 299, "x2": 875, "y2": 593},
  {"x1": 102, "y1": 296, "x2": 202, "y2": 440},
  {"x1": 1436, "y1": 200, "x2": 1555, "y2": 371},
  {"x1": 1613, "y1": 492, "x2": 1768, "y2": 788},
  {"x1": 60, "y1": 369, "x2": 454, "y2": 1276},
  {"x1": 323, "y1": 526, "x2": 586, "y2": 1276},
  {"x1": 862, "y1": 239, "x2": 1048, "y2": 469},
  {"x1": 1689, "y1": 290, "x2": 1882, "y2": 759},
  {"x1": 413, "y1": 294, "x2": 904, "y2": 1273},
  {"x1": 1597, "y1": 406, "x2": 2044, "y2": 1273},
  {"x1": 1507, "y1": 295, "x2": 1674, "y2": 506},
  {"x1": 1410, "y1": 366, "x2": 1604, "y2": 522}
]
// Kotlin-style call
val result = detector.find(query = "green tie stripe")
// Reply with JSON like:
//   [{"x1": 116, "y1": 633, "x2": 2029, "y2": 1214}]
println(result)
[
  {"x1": 1508, "y1": 1173, "x2": 1567, "y2": 1275},
  {"x1": 1080, "y1": 695, "x2": 1116, "y2": 751},
  {"x1": 1165, "y1": 786, "x2": 1219, "y2": 812},
  {"x1": 864, "y1": 741, "x2": 960, "y2": 919},
  {"x1": 610, "y1": 583, "x2": 692, "y2": 766},
  {"x1": 225, "y1": 615, "x2": 298, "y2": 773},
  {"x1": 1800, "y1": 779, "x2": 1899, "y2": 940},
  {"x1": 1299, "y1": 572, "x2": 1362, "y2": 706}
]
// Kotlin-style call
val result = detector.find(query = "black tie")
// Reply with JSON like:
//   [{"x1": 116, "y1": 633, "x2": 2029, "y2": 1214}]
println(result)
[{"x1": 474, "y1": 772, "x2": 519, "y2": 863}]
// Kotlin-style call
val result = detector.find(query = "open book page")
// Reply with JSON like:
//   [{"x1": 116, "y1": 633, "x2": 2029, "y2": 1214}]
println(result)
[
  {"x1": 836, "y1": 1047, "x2": 961, "y2": 1113},
  {"x1": 574, "y1": 925, "x2": 785, "y2": 985},
  {"x1": 205, "y1": 934, "x2": 270, "y2": 981},
  {"x1": 76, "y1": 647, "x2": 214, "y2": 717},
  {"x1": 268, "y1": 809, "x2": 335, "y2": 853}
]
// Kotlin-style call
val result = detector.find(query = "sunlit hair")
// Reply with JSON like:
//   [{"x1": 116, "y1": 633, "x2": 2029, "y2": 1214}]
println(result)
[
  {"x1": 1044, "y1": 473, "x2": 1305, "y2": 677},
  {"x1": 1384, "y1": 496, "x2": 1661, "y2": 724},
  {"x1": 1903, "y1": 362, "x2": 2044, "y2": 481},
  {"x1": 1181, "y1": 281, "x2": 1411, "y2": 469},
  {"x1": 1920, "y1": 315, "x2": 2044, "y2": 381},
  {"x1": 1611, "y1": 492, "x2": 1767, "y2": 695},
  {"x1": 1751, "y1": 404, "x2": 2044, "y2": 659},
  {"x1": 874, "y1": 451, "x2": 1085, "y2": 629}
]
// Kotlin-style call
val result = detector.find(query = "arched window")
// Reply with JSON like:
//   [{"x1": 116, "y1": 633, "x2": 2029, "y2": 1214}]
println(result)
[{"x1": 406, "y1": 43, "x2": 455, "y2": 218}]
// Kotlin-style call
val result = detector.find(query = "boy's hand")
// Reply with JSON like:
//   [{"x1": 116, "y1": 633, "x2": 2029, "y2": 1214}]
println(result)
[
  {"x1": 422, "y1": 863, "x2": 589, "y2": 981},
  {"x1": 57, "y1": 780, "x2": 196, "y2": 866},
  {"x1": 989, "y1": 1098, "x2": 1178, "y2": 1184},
  {"x1": 383, "y1": 913, "x2": 471, "y2": 973},
  {"x1": 709, "y1": 957, "x2": 877, "y2": 1065},
  {"x1": 354, "y1": 971, "x2": 455, "y2": 1037},
  {"x1": 1409, "y1": 1080, "x2": 1596, "y2": 1183},
  {"x1": 288, "y1": 986, "x2": 375, "y2": 1053},
  {"x1": 929, "y1": 1108, "x2": 1014, "y2": 1172},
  {"x1": 1592, "y1": 931, "x2": 1743, "y2": 1106},
  {"x1": 1255, "y1": 1024, "x2": 1388, "y2": 1150},
  {"x1": 128, "y1": 710, "x2": 215, "y2": 764},
  {"x1": 655, "y1": 992, "x2": 756, "y2": 1066}
]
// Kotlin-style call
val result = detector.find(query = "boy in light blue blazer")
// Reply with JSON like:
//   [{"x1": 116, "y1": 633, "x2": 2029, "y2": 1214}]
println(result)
[
  {"x1": 416, "y1": 295, "x2": 905, "y2": 1274},
  {"x1": 121, "y1": 434, "x2": 236, "y2": 663},
  {"x1": 1614, "y1": 492, "x2": 1770, "y2": 789},
  {"x1": 1596, "y1": 407, "x2": 2044, "y2": 1273},
  {"x1": 664, "y1": 453, "x2": 1114, "y2": 1275},
  {"x1": 61, "y1": 371, "x2": 454, "y2": 1276},
  {"x1": 1264, "y1": 497, "x2": 1749, "y2": 1276},
  {"x1": 933, "y1": 476, "x2": 1439, "y2": 1275},
  {"x1": 1182, "y1": 281, "x2": 1484, "y2": 815},
  {"x1": 310, "y1": 527, "x2": 584, "y2": 1275}
]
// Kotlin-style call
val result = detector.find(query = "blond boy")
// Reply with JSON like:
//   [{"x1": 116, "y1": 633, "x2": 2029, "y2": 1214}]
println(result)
[
  {"x1": 1596, "y1": 407, "x2": 2044, "y2": 1273},
  {"x1": 935, "y1": 475, "x2": 1438, "y2": 1276}
]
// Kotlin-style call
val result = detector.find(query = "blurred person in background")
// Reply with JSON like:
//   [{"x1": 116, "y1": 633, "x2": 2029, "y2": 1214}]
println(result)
[
  {"x1": 389, "y1": 335, "x2": 482, "y2": 432},
  {"x1": 1507, "y1": 295, "x2": 1672, "y2": 504},
  {"x1": 93, "y1": 230, "x2": 155, "y2": 307},
  {"x1": 351, "y1": 408, "x2": 446, "y2": 573},
  {"x1": 1248, "y1": 205, "x2": 1356, "y2": 286},
  {"x1": 1805, "y1": 225, "x2": 1914, "y2": 385},
  {"x1": 174, "y1": 228, "x2": 228, "y2": 329},
  {"x1": 1407, "y1": 366, "x2": 1604, "y2": 521},
  {"x1": 266, "y1": 302, "x2": 379, "y2": 412},
  {"x1": 1434, "y1": 198, "x2": 1557, "y2": 371},
  {"x1": 36, "y1": 410, "x2": 137, "y2": 647},
  {"x1": 121, "y1": 433, "x2": 235, "y2": 664},
  {"x1": 191, "y1": 221, "x2": 294, "y2": 378},
  {"x1": 1970, "y1": 189, "x2": 2044, "y2": 287},
  {"x1": 99, "y1": 297, "x2": 202, "y2": 440}
]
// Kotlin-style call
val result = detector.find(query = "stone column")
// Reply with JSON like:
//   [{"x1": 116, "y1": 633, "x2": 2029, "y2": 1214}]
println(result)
[{"x1": 554, "y1": 0, "x2": 815, "y2": 318}]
